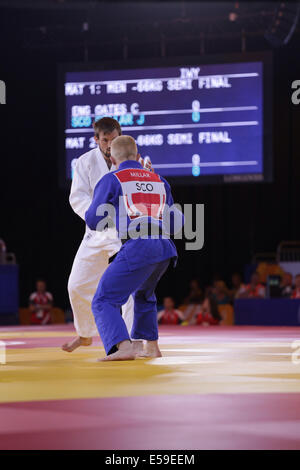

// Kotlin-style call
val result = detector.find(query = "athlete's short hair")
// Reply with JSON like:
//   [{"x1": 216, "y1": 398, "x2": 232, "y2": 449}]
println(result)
[
  {"x1": 93, "y1": 117, "x2": 122, "y2": 138},
  {"x1": 111, "y1": 135, "x2": 137, "y2": 162}
]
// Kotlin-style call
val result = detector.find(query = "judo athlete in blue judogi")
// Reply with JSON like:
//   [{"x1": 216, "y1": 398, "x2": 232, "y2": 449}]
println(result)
[{"x1": 85, "y1": 135, "x2": 184, "y2": 361}]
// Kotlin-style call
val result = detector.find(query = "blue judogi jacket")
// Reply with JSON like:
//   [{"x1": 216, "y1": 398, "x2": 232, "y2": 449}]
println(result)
[{"x1": 85, "y1": 160, "x2": 184, "y2": 270}]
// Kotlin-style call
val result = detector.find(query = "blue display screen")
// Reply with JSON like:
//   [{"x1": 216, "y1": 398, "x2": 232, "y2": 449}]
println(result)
[{"x1": 64, "y1": 61, "x2": 263, "y2": 180}]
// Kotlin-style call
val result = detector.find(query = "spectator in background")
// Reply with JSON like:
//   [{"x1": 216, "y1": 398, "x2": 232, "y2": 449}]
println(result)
[
  {"x1": 211, "y1": 280, "x2": 231, "y2": 305},
  {"x1": 280, "y1": 272, "x2": 294, "y2": 298},
  {"x1": 228, "y1": 272, "x2": 242, "y2": 302},
  {"x1": 0, "y1": 238, "x2": 6, "y2": 264},
  {"x1": 29, "y1": 279, "x2": 53, "y2": 325},
  {"x1": 256, "y1": 261, "x2": 285, "y2": 284},
  {"x1": 182, "y1": 279, "x2": 204, "y2": 323},
  {"x1": 205, "y1": 273, "x2": 222, "y2": 297},
  {"x1": 190, "y1": 295, "x2": 222, "y2": 326},
  {"x1": 184, "y1": 279, "x2": 203, "y2": 304},
  {"x1": 291, "y1": 274, "x2": 300, "y2": 299},
  {"x1": 157, "y1": 297, "x2": 185, "y2": 325},
  {"x1": 236, "y1": 272, "x2": 265, "y2": 299}
]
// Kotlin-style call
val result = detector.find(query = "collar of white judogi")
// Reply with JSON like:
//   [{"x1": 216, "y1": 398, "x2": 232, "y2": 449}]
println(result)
[{"x1": 96, "y1": 146, "x2": 114, "y2": 173}]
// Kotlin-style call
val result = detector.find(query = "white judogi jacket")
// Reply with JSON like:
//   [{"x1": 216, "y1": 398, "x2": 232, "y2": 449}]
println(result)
[{"x1": 69, "y1": 146, "x2": 121, "y2": 255}]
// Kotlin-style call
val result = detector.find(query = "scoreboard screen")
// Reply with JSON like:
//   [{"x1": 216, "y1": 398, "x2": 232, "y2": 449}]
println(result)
[{"x1": 59, "y1": 53, "x2": 272, "y2": 185}]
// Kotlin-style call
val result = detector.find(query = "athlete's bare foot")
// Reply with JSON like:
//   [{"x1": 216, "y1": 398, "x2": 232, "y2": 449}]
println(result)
[
  {"x1": 136, "y1": 340, "x2": 162, "y2": 358},
  {"x1": 98, "y1": 340, "x2": 136, "y2": 362},
  {"x1": 132, "y1": 340, "x2": 144, "y2": 356},
  {"x1": 61, "y1": 336, "x2": 92, "y2": 352}
]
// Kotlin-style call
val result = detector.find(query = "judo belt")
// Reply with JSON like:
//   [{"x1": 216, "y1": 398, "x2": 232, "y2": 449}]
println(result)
[{"x1": 119, "y1": 223, "x2": 164, "y2": 247}]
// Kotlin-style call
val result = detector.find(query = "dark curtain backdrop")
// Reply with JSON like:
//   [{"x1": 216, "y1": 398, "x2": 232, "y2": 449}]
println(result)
[{"x1": 0, "y1": 3, "x2": 299, "y2": 308}]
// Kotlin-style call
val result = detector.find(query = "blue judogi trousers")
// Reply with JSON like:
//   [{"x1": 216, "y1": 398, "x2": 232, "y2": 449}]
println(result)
[{"x1": 91, "y1": 240, "x2": 171, "y2": 355}]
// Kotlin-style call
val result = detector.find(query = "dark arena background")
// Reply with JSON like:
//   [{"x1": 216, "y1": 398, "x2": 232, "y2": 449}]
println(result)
[{"x1": 0, "y1": 0, "x2": 300, "y2": 453}]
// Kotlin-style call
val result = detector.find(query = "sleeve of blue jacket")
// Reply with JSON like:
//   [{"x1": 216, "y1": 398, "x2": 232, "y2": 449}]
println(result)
[
  {"x1": 85, "y1": 174, "x2": 118, "y2": 231},
  {"x1": 161, "y1": 176, "x2": 185, "y2": 236}
]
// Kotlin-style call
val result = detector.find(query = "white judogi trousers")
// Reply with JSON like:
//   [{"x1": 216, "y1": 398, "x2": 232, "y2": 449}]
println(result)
[{"x1": 68, "y1": 230, "x2": 134, "y2": 338}]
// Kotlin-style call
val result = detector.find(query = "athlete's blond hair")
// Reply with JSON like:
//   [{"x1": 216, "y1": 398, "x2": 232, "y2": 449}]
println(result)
[{"x1": 111, "y1": 135, "x2": 137, "y2": 162}]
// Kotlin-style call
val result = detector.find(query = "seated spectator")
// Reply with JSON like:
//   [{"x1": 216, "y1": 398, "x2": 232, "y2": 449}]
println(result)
[
  {"x1": 291, "y1": 274, "x2": 300, "y2": 299},
  {"x1": 190, "y1": 295, "x2": 222, "y2": 326},
  {"x1": 280, "y1": 272, "x2": 294, "y2": 297},
  {"x1": 211, "y1": 280, "x2": 231, "y2": 305},
  {"x1": 157, "y1": 297, "x2": 185, "y2": 325},
  {"x1": 182, "y1": 279, "x2": 204, "y2": 322},
  {"x1": 204, "y1": 273, "x2": 222, "y2": 297},
  {"x1": 228, "y1": 272, "x2": 242, "y2": 302},
  {"x1": 29, "y1": 279, "x2": 53, "y2": 325},
  {"x1": 236, "y1": 272, "x2": 265, "y2": 299},
  {"x1": 256, "y1": 262, "x2": 285, "y2": 284}
]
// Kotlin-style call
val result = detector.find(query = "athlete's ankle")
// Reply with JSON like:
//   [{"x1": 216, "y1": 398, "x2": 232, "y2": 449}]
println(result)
[{"x1": 117, "y1": 340, "x2": 132, "y2": 350}]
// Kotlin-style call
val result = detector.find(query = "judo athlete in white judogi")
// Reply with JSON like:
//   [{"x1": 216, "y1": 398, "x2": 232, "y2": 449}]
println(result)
[
  {"x1": 85, "y1": 136, "x2": 184, "y2": 361},
  {"x1": 62, "y1": 118, "x2": 144, "y2": 353}
]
